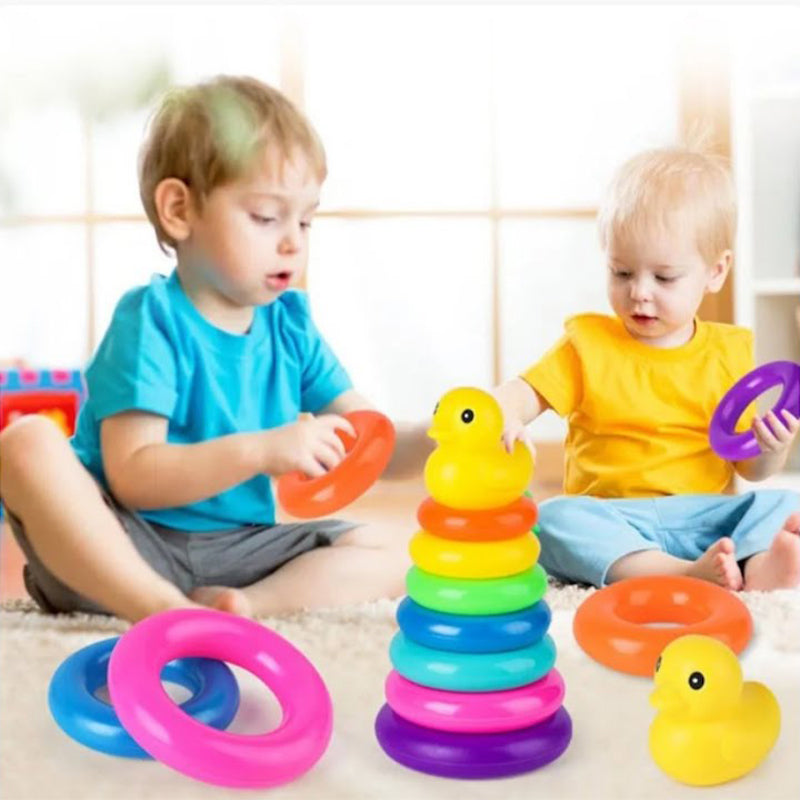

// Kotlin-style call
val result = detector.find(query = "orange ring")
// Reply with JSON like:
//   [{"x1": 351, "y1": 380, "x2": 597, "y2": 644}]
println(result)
[
  {"x1": 573, "y1": 575, "x2": 752, "y2": 677},
  {"x1": 276, "y1": 410, "x2": 395, "y2": 519},
  {"x1": 416, "y1": 497, "x2": 538, "y2": 542}
]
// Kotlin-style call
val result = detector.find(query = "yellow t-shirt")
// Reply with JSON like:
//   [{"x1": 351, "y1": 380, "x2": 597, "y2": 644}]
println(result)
[{"x1": 521, "y1": 314, "x2": 754, "y2": 498}]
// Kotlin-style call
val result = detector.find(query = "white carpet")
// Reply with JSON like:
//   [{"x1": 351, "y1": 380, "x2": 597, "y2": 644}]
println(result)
[{"x1": 1, "y1": 588, "x2": 799, "y2": 800}]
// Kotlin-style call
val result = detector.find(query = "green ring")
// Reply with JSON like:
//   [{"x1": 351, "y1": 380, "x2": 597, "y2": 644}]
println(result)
[{"x1": 406, "y1": 563, "x2": 548, "y2": 616}]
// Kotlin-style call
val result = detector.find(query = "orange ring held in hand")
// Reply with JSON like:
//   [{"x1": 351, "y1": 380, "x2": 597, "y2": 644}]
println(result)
[
  {"x1": 416, "y1": 497, "x2": 538, "y2": 542},
  {"x1": 276, "y1": 410, "x2": 395, "y2": 519},
  {"x1": 573, "y1": 575, "x2": 752, "y2": 677}
]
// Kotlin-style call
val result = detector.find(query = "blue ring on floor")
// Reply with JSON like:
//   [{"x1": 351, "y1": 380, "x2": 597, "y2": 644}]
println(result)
[
  {"x1": 389, "y1": 631, "x2": 557, "y2": 692},
  {"x1": 397, "y1": 597, "x2": 552, "y2": 653},
  {"x1": 48, "y1": 636, "x2": 240, "y2": 758}
]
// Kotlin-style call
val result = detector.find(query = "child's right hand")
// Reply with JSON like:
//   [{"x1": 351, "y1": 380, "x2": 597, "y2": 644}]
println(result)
[
  {"x1": 501, "y1": 419, "x2": 537, "y2": 460},
  {"x1": 262, "y1": 415, "x2": 357, "y2": 478}
]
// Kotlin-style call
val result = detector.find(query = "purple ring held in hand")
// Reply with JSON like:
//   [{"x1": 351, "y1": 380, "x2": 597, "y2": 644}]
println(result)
[
  {"x1": 709, "y1": 361, "x2": 800, "y2": 462},
  {"x1": 374, "y1": 704, "x2": 572, "y2": 779}
]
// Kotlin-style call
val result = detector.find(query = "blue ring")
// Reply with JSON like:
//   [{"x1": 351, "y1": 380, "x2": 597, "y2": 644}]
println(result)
[
  {"x1": 397, "y1": 597, "x2": 551, "y2": 653},
  {"x1": 389, "y1": 631, "x2": 557, "y2": 692},
  {"x1": 48, "y1": 637, "x2": 240, "y2": 758}
]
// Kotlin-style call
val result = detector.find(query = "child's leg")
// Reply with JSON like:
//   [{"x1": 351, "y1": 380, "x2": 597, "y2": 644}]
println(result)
[
  {"x1": 538, "y1": 495, "x2": 741, "y2": 588},
  {"x1": 725, "y1": 489, "x2": 800, "y2": 590},
  {"x1": 238, "y1": 520, "x2": 411, "y2": 615},
  {"x1": 0, "y1": 416, "x2": 191, "y2": 621},
  {"x1": 606, "y1": 542, "x2": 741, "y2": 588},
  {"x1": 538, "y1": 495, "x2": 661, "y2": 586}
]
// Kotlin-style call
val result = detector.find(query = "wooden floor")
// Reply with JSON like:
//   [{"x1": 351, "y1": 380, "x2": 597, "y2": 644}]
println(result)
[{"x1": 0, "y1": 478, "x2": 561, "y2": 601}]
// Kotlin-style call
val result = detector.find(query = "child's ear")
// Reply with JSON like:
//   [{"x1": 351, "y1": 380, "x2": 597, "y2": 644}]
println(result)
[
  {"x1": 706, "y1": 249, "x2": 732, "y2": 293},
  {"x1": 154, "y1": 178, "x2": 194, "y2": 243}
]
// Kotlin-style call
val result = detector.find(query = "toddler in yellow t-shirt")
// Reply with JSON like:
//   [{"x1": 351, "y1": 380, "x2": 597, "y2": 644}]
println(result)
[{"x1": 494, "y1": 146, "x2": 800, "y2": 591}]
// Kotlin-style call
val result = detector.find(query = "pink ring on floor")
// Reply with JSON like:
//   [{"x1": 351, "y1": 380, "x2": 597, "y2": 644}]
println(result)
[
  {"x1": 108, "y1": 608, "x2": 333, "y2": 788},
  {"x1": 384, "y1": 668, "x2": 565, "y2": 733}
]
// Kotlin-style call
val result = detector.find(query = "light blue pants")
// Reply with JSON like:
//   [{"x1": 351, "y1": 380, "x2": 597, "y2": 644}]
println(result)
[{"x1": 537, "y1": 490, "x2": 800, "y2": 587}]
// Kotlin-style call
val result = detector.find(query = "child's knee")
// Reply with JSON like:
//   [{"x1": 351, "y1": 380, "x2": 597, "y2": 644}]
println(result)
[
  {"x1": 538, "y1": 495, "x2": 602, "y2": 533},
  {"x1": 755, "y1": 488, "x2": 800, "y2": 516},
  {"x1": 1, "y1": 415, "x2": 69, "y2": 487}
]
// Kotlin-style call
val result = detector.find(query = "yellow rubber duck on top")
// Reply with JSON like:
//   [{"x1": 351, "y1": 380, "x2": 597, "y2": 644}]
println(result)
[
  {"x1": 424, "y1": 387, "x2": 534, "y2": 509},
  {"x1": 649, "y1": 634, "x2": 780, "y2": 787}
]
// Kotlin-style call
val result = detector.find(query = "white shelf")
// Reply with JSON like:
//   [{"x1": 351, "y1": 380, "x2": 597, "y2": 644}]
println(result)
[
  {"x1": 733, "y1": 33, "x2": 800, "y2": 484},
  {"x1": 755, "y1": 278, "x2": 800, "y2": 296}
]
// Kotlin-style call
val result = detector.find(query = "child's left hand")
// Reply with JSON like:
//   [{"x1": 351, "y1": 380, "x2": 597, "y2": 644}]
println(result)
[{"x1": 752, "y1": 408, "x2": 800, "y2": 455}]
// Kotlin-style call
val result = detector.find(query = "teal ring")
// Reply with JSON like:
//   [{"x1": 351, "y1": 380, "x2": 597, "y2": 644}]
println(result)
[{"x1": 389, "y1": 631, "x2": 557, "y2": 692}]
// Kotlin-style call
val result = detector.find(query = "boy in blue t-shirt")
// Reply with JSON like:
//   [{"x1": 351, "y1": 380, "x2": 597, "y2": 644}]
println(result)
[{"x1": 0, "y1": 76, "x2": 431, "y2": 622}]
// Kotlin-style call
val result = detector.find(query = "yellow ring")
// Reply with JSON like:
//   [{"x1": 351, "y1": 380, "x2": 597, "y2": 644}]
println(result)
[{"x1": 409, "y1": 530, "x2": 541, "y2": 579}]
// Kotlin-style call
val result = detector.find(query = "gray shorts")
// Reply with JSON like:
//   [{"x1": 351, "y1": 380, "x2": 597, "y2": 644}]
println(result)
[{"x1": 6, "y1": 489, "x2": 356, "y2": 616}]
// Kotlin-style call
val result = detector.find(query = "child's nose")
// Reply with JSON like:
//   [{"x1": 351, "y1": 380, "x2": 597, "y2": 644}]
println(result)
[
  {"x1": 278, "y1": 230, "x2": 300, "y2": 255},
  {"x1": 630, "y1": 277, "x2": 652, "y2": 301}
]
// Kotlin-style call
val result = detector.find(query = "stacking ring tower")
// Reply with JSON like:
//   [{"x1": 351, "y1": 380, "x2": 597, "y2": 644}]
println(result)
[{"x1": 375, "y1": 387, "x2": 572, "y2": 779}]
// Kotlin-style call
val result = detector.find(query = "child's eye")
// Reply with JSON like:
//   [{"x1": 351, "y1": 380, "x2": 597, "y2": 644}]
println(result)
[
  {"x1": 655, "y1": 275, "x2": 677, "y2": 283},
  {"x1": 613, "y1": 270, "x2": 632, "y2": 279},
  {"x1": 250, "y1": 214, "x2": 276, "y2": 225},
  {"x1": 300, "y1": 220, "x2": 313, "y2": 230}
]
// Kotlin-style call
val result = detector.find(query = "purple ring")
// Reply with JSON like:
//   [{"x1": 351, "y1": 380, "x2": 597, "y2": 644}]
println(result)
[
  {"x1": 710, "y1": 361, "x2": 800, "y2": 461},
  {"x1": 374, "y1": 704, "x2": 572, "y2": 779}
]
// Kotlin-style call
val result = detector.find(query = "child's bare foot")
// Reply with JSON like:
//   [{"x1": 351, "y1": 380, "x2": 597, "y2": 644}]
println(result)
[
  {"x1": 743, "y1": 513, "x2": 800, "y2": 590},
  {"x1": 189, "y1": 586, "x2": 253, "y2": 617},
  {"x1": 687, "y1": 537, "x2": 743, "y2": 590}
]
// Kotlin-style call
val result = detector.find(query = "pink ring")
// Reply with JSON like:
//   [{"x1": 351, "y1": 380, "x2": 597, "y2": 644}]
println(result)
[
  {"x1": 384, "y1": 668, "x2": 565, "y2": 733},
  {"x1": 108, "y1": 608, "x2": 332, "y2": 788}
]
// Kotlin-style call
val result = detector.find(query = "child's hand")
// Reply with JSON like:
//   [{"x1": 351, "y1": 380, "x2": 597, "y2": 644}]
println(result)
[
  {"x1": 502, "y1": 419, "x2": 537, "y2": 460},
  {"x1": 752, "y1": 409, "x2": 800, "y2": 456},
  {"x1": 266, "y1": 415, "x2": 357, "y2": 478}
]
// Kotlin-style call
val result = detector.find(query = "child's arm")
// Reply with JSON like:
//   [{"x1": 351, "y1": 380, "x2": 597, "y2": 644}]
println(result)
[
  {"x1": 733, "y1": 409, "x2": 800, "y2": 481},
  {"x1": 321, "y1": 389, "x2": 433, "y2": 479},
  {"x1": 493, "y1": 378, "x2": 550, "y2": 453},
  {"x1": 101, "y1": 410, "x2": 355, "y2": 510}
]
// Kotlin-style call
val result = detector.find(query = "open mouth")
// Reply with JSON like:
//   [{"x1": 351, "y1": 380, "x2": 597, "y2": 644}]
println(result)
[
  {"x1": 265, "y1": 271, "x2": 292, "y2": 291},
  {"x1": 632, "y1": 314, "x2": 658, "y2": 325}
]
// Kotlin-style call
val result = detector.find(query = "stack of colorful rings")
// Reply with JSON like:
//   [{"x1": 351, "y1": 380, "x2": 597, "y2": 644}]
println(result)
[{"x1": 375, "y1": 495, "x2": 572, "y2": 778}]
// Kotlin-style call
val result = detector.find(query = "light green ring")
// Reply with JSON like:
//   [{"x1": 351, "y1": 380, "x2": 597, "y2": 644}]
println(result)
[{"x1": 406, "y1": 563, "x2": 548, "y2": 616}]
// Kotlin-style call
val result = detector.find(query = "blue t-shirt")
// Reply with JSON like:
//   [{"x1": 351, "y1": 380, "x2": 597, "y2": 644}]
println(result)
[{"x1": 71, "y1": 270, "x2": 352, "y2": 531}]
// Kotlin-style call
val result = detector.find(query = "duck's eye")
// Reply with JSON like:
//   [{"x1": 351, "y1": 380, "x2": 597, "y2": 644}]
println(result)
[
  {"x1": 461, "y1": 409, "x2": 474, "y2": 424},
  {"x1": 655, "y1": 655, "x2": 661, "y2": 673},
  {"x1": 688, "y1": 671, "x2": 705, "y2": 690}
]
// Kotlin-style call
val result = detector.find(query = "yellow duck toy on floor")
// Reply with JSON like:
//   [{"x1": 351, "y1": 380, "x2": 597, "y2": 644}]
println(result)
[
  {"x1": 424, "y1": 387, "x2": 534, "y2": 509},
  {"x1": 649, "y1": 634, "x2": 780, "y2": 787}
]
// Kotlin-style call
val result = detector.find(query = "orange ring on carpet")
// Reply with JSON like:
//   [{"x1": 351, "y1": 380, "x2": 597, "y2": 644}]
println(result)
[
  {"x1": 416, "y1": 497, "x2": 538, "y2": 542},
  {"x1": 572, "y1": 575, "x2": 752, "y2": 677},
  {"x1": 276, "y1": 410, "x2": 395, "y2": 519}
]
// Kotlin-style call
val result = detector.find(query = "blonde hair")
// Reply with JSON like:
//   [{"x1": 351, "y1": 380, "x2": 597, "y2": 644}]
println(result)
[
  {"x1": 138, "y1": 75, "x2": 327, "y2": 252},
  {"x1": 597, "y1": 145, "x2": 736, "y2": 266}
]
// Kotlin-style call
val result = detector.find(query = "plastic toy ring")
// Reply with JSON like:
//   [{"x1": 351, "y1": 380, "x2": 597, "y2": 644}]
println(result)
[
  {"x1": 384, "y1": 668, "x2": 565, "y2": 733},
  {"x1": 108, "y1": 608, "x2": 333, "y2": 788},
  {"x1": 406, "y1": 564, "x2": 548, "y2": 616},
  {"x1": 389, "y1": 631, "x2": 557, "y2": 692},
  {"x1": 396, "y1": 596, "x2": 551, "y2": 653},
  {"x1": 410, "y1": 530, "x2": 540, "y2": 579},
  {"x1": 417, "y1": 496, "x2": 538, "y2": 542},
  {"x1": 710, "y1": 360, "x2": 800, "y2": 461},
  {"x1": 375, "y1": 704, "x2": 572, "y2": 779},
  {"x1": 48, "y1": 637, "x2": 240, "y2": 758},
  {"x1": 276, "y1": 410, "x2": 395, "y2": 518},
  {"x1": 573, "y1": 575, "x2": 752, "y2": 677}
]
